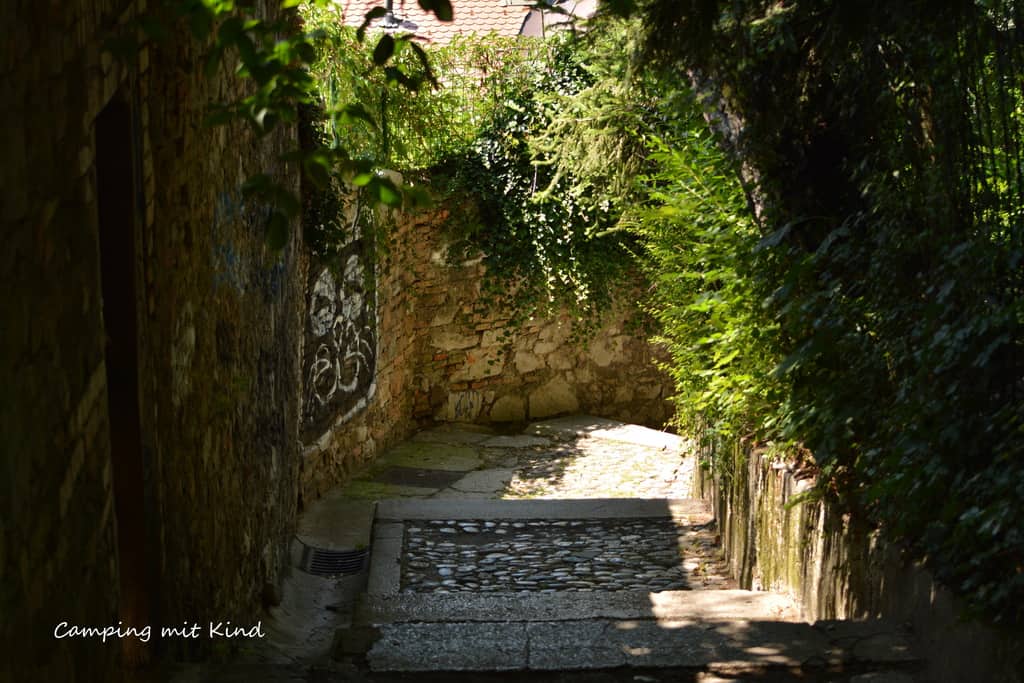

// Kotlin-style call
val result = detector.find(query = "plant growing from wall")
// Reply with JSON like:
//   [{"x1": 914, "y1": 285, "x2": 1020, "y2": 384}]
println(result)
[{"x1": 433, "y1": 30, "x2": 641, "y2": 333}]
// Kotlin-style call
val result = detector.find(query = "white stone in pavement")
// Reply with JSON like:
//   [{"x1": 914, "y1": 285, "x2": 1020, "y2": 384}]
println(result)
[{"x1": 526, "y1": 415, "x2": 625, "y2": 438}]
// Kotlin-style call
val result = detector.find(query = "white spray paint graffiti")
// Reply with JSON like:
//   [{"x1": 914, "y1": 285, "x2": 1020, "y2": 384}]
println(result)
[
  {"x1": 301, "y1": 198, "x2": 378, "y2": 440},
  {"x1": 306, "y1": 258, "x2": 374, "y2": 405}
]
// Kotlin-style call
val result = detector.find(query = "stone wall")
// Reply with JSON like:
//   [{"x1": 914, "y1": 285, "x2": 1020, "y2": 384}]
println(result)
[
  {"x1": 299, "y1": 201, "x2": 423, "y2": 502},
  {"x1": 2, "y1": 1, "x2": 306, "y2": 679},
  {"x1": 696, "y1": 440, "x2": 1024, "y2": 683},
  {"x1": 299, "y1": 204, "x2": 673, "y2": 501},
  {"x1": 408, "y1": 215, "x2": 670, "y2": 428}
]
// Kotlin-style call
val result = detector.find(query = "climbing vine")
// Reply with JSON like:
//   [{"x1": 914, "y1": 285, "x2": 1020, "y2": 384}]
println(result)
[
  {"x1": 518, "y1": 1, "x2": 1024, "y2": 624},
  {"x1": 434, "y1": 30, "x2": 640, "y2": 332}
]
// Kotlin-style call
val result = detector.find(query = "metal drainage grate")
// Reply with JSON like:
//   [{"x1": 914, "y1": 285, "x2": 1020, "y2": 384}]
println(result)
[{"x1": 299, "y1": 542, "x2": 369, "y2": 577}]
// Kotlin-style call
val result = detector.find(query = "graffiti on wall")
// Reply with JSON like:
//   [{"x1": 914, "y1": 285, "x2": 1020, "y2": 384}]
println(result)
[{"x1": 301, "y1": 210, "x2": 377, "y2": 441}]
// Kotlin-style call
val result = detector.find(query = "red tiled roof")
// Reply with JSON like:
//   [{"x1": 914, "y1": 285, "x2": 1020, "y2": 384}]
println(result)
[{"x1": 334, "y1": 0, "x2": 532, "y2": 45}]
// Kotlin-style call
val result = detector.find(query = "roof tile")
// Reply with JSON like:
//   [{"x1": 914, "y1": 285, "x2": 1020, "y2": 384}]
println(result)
[{"x1": 335, "y1": 0, "x2": 532, "y2": 45}]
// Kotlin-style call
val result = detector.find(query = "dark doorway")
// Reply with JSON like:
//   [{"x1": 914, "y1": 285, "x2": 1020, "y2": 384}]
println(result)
[{"x1": 95, "y1": 95, "x2": 150, "y2": 667}]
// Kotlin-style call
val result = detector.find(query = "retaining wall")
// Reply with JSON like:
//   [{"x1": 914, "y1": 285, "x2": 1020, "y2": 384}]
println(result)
[{"x1": 696, "y1": 440, "x2": 1023, "y2": 683}]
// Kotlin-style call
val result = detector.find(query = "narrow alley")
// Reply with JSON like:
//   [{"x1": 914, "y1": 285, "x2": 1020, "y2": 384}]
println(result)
[{"x1": 6, "y1": 2, "x2": 1023, "y2": 682}]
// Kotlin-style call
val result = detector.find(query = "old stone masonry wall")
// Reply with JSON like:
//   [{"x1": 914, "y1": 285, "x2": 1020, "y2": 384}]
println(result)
[
  {"x1": 412, "y1": 245, "x2": 670, "y2": 429},
  {"x1": 300, "y1": 204, "x2": 673, "y2": 500},
  {"x1": 2, "y1": 1, "x2": 306, "y2": 680}
]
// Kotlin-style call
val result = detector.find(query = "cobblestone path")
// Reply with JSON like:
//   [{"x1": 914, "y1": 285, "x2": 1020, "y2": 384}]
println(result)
[
  {"x1": 337, "y1": 416, "x2": 737, "y2": 593},
  {"x1": 403, "y1": 518, "x2": 732, "y2": 593}
]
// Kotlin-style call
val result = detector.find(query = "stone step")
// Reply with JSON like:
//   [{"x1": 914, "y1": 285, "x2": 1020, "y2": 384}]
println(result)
[
  {"x1": 346, "y1": 496, "x2": 920, "y2": 678},
  {"x1": 375, "y1": 497, "x2": 711, "y2": 522},
  {"x1": 356, "y1": 615, "x2": 918, "y2": 674},
  {"x1": 356, "y1": 589, "x2": 798, "y2": 624}
]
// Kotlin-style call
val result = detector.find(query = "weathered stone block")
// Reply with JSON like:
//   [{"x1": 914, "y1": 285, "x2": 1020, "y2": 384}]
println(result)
[
  {"x1": 587, "y1": 336, "x2": 618, "y2": 367},
  {"x1": 480, "y1": 327, "x2": 510, "y2": 347},
  {"x1": 636, "y1": 383, "x2": 663, "y2": 400},
  {"x1": 528, "y1": 377, "x2": 579, "y2": 418},
  {"x1": 489, "y1": 394, "x2": 526, "y2": 422},
  {"x1": 429, "y1": 302, "x2": 460, "y2": 327},
  {"x1": 547, "y1": 348, "x2": 575, "y2": 371},
  {"x1": 430, "y1": 328, "x2": 479, "y2": 350},
  {"x1": 514, "y1": 350, "x2": 544, "y2": 373},
  {"x1": 438, "y1": 390, "x2": 483, "y2": 422},
  {"x1": 533, "y1": 339, "x2": 560, "y2": 356},
  {"x1": 450, "y1": 349, "x2": 505, "y2": 382}
]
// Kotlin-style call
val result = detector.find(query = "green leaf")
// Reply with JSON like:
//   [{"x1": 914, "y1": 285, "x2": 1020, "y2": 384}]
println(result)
[
  {"x1": 408, "y1": 41, "x2": 438, "y2": 89},
  {"x1": 203, "y1": 106, "x2": 235, "y2": 127},
  {"x1": 373, "y1": 34, "x2": 395, "y2": 65},
  {"x1": 383, "y1": 65, "x2": 419, "y2": 91},
  {"x1": 357, "y1": 6, "x2": 388, "y2": 42},
  {"x1": 352, "y1": 171, "x2": 375, "y2": 187},
  {"x1": 204, "y1": 45, "x2": 224, "y2": 79},
  {"x1": 295, "y1": 41, "x2": 316, "y2": 65},
  {"x1": 241, "y1": 173, "x2": 273, "y2": 197},
  {"x1": 274, "y1": 186, "x2": 302, "y2": 218},
  {"x1": 418, "y1": 0, "x2": 453, "y2": 21},
  {"x1": 217, "y1": 16, "x2": 245, "y2": 43},
  {"x1": 337, "y1": 103, "x2": 378, "y2": 128},
  {"x1": 304, "y1": 156, "x2": 331, "y2": 190},
  {"x1": 368, "y1": 176, "x2": 402, "y2": 205},
  {"x1": 402, "y1": 184, "x2": 434, "y2": 210}
]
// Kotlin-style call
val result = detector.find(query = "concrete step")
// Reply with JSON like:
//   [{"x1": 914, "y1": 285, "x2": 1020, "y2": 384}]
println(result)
[
  {"x1": 374, "y1": 497, "x2": 711, "y2": 522},
  {"x1": 355, "y1": 615, "x2": 918, "y2": 674},
  {"x1": 356, "y1": 589, "x2": 798, "y2": 624}
]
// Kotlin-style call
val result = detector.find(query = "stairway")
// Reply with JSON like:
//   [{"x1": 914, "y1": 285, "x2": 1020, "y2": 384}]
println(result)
[{"x1": 340, "y1": 497, "x2": 922, "y2": 682}]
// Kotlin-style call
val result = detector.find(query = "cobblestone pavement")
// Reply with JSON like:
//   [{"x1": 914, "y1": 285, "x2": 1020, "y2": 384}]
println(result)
[
  {"x1": 344, "y1": 418, "x2": 737, "y2": 594},
  {"x1": 403, "y1": 518, "x2": 734, "y2": 593},
  {"x1": 485, "y1": 435, "x2": 694, "y2": 499}
]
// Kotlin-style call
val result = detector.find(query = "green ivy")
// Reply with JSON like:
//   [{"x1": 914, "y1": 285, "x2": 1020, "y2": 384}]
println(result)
[{"x1": 433, "y1": 32, "x2": 637, "y2": 332}]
